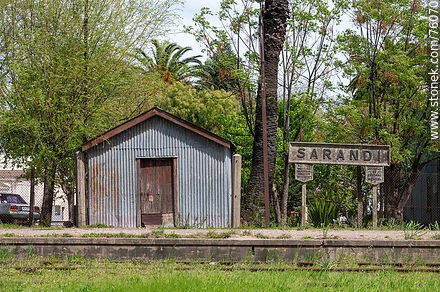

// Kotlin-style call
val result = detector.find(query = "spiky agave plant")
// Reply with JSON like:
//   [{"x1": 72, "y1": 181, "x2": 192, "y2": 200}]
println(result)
[{"x1": 307, "y1": 199, "x2": 338, "y2": 227}]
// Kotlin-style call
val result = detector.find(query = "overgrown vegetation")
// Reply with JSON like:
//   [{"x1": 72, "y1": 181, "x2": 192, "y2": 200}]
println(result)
[
  {"x1": 0, "y1": 260, "x2": 440, "y2": 291},
  {"x1": 307, "y1": 200, "x2": 339, "y2": 228}
]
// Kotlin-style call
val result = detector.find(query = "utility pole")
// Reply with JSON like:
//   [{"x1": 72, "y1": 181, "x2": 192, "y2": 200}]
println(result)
[
  {"x1": 259, "y1": 2, "x2": 270, "y2": 228},
  {"x1": 28, "y1": 167, "x2": 35, "y2": 226}
]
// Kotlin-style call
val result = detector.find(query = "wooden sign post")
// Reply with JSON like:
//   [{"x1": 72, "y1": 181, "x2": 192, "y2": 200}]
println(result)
[
  {"x1": 289, "y1": 142, "x2": 390, "y2": 229},
  {"x1": 295, "y1": 164, "x2": 313, "y2": 225},
  {"x1": 365, "y1": 166, "x2": 384, "y2": 228}
]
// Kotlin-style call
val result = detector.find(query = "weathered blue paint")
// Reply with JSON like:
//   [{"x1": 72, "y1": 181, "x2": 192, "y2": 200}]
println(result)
[{"x1": 87, "y1": 116, "x2": 232, "y2": 228}]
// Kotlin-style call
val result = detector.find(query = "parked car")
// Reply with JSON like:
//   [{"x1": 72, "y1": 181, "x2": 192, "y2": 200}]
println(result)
[{"x1": 0, "y1": 193, "x2": 40, "y2": 224}]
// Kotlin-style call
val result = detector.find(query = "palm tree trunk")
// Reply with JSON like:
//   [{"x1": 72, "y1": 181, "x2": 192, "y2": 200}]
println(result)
[{"x1": 244, "y1": 0, "x2": 289, "y2": 225}]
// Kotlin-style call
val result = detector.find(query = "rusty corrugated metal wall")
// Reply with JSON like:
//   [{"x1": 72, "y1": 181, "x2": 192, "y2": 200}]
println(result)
[{"x1": 87, "y1": 116, "x2": 232, "y2": 228}]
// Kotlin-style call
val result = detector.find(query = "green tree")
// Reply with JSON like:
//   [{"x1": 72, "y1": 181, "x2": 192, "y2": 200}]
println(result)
[
  {"x1": 134, "y1": 39, "x2": 202, "y2": 83},
  {"x1": 189, "y1": 0, "x2": 290, "y2": 225},
  {"x1": 195, "y1": 44, "x2": 241, "y2": 92},
  {"x1": 276, "y1": 0, "x2": 346, "y2": 224},
  {"x1": 0, "y1": 0, "x2": 182, "y2": 226},
  {"x1": 189, "y1": 0, "x2": 346, "y2": 225},
  {"x1": 152, "y1": 82, "x2": 240, "y2": 132},
  {"x1": 332, "y1": 0, "x2": 439, "y2": 220},
  {"x1": 153, "y1": 81, "x2": 252, "y2": 178}
]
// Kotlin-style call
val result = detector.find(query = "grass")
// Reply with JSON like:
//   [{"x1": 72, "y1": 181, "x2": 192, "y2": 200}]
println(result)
[
  {"x1": 241, "y1": 230, "x2": 252, "y2": 236},
  {"x1": 254, "y1": 232, "x2": 269, "y2": 239},
  {"x1": 403, "y1": 221, "x2": 428, "y2": 240},
  {"x1": 0, "y1": 223, "x2": 62, "y2": 230},
  {"x1": 79, "y1": 231, "x2": 236, "y2": 239},
  {"x1": 39, "y1": 233, "x2": 73, "y2": 238},
  {"x1": 81, "y1": 232, "x2": 149, "y2": 238},
  {"x1": 206, "y1": 231, "x2": 235, "y2": 239},
  {"x1": 0, "y1": 245, "x2": 14, "y2": 260},
  {"x1": 0, "y1": 260, "x2": 439, "y2": 291},
  {"x1": 79, "y1": 223, "x2": 115, "y2": 229}
]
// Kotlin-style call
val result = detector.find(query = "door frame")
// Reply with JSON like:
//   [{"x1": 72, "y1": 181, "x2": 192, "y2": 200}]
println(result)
[{"x1": 136, "y1": 156, "x2": 178, "y2": 227}]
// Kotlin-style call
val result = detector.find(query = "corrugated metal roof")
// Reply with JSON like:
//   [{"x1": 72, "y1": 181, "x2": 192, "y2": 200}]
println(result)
[{"x1": 83, "y1": 106, "x2": 234, "y2": 151}]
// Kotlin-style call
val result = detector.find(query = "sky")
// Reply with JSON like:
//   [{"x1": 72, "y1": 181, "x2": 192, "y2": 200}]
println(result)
[{"x1": 168, "y1": 0, "x2": 222, "y2": 60}]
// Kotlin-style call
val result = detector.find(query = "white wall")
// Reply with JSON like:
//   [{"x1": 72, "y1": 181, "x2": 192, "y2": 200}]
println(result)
[{"x1": 0, "y1": 154, "x2": 69, "y2": 221}]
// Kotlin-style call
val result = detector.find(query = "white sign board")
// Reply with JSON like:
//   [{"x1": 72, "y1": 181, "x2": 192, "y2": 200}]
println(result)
[
  {"x1": 365, "y1": 166, "x2": 384, "y2": 185},
  {"x1": 295, "y1": 164, "x2": 313, "y2": 183},
  {"x1": 289, "y1": 142, "x2": 390, "y2": 166}
]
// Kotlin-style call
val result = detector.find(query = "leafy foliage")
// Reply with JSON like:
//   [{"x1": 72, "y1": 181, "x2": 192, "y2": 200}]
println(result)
[
  {"x1": 0, "y1": 0, "x2": 183, "y2": 224},
  {"x1": 134, "y1": 39, "x2": 202, "y2": 83},
  {"x1": 327, "y1": 0, "x2": 438, "y2": 219},
  {"x1": 307, "y1": 199, "x2": 338, "y2": 227}
]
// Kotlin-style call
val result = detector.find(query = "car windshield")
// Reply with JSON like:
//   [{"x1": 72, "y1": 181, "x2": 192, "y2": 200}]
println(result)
[{"x1": 0, "y1": 194, "x2": 27, "y2": 204}]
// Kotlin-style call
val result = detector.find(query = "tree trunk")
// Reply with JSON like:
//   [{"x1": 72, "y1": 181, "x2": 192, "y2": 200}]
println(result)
[
  {"x1": 280, "y1": 152, "x2": 290, "y2": 225},
  {"x1": 244, "y1": 0, "x2": 289, "y2": 225},
  {"x1": 280, "y1": 79, "x2": 292, "y2": 226},
  {"x1": 383, "y1": 166, "x2": 400, "y2": 220},
  {"x1": 356, "y1": 166, "x2": 363, "y2": 227},
  {"x1": 383, "y1": 165, "x2": 421, "y2": 222},
  {"x1": 41, "y1": 161, "x2": 57, "y2": 227},
  {"x1": 61, "y1": 185, "x2": 75, "y2": 226},
  {"x1": 272, "y1": 185, "x2": 281, "y2": 224},
  {"x1": 396, "y1": 171, "x2": 420, "y2": 221}
]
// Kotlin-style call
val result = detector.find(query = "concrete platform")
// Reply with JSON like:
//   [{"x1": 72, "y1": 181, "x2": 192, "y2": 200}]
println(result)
[
  {"x1": 1, "y1": 227, "x2": 440, "y2": 240},
  {"x1": 1, "y1": 237, "x2": 440, "y2": 263}
]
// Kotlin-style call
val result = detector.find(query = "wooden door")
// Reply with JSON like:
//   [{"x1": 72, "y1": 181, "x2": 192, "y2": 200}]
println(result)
[{"x1": 139, "y1": 158, "x2": 174, "y2": 226}]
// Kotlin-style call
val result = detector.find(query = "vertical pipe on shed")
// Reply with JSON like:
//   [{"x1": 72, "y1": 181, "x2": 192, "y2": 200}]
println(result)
[{"x1": 76, "y1": 151, "x2": 87, "y2": 226}]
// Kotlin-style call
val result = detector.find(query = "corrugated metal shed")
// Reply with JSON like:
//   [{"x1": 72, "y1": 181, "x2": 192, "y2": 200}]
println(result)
[{"x1": 83, "y1": 107, "x2": 233, "y2": 228}]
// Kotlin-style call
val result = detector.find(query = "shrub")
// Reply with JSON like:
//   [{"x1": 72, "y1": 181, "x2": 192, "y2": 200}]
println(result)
[{"x1": 307, "y1": 199, "x2": 338, "y2": 227}]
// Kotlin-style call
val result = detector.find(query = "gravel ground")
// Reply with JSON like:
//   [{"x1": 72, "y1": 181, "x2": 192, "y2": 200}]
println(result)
[{"x1": 0, "y1": 227, "x2": 439, "y2": 240}]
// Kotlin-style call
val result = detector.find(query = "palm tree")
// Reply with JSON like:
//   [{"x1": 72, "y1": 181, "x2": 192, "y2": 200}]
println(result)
[
  {"x1": 195, "y1": 44, "x2": 240, "y2": 91},
  {"x1": 135, "y1": 39, "x2": 202, "y2": 83}
]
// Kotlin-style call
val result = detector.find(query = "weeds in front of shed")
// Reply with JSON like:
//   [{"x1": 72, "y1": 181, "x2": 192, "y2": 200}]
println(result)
[
  {"x1": 241, "y1": 230, "x2": 252, "y2": 236},
  {"x1": 39, "y1": 233, "x2": 73, "y2": 238},
  {"x1": 164, "y1": 233, "x2": 181, "y2": 238},
  {"x1": 80, "y1": 223, "x2": 115, "y2": 229},
  {"x1": 81, "y1": 233, "x2": 149, "y2": 238},
  {"x1": 175, "y1": 213, "x2": 207, "y2": 229},
  {"x1": 0, "y1": 223, "x2": 61, "y2": 230},
  {"x1": 206, "y1": 231, "x2": 235, "y2": 239},
  {"x1": 150, "y1": 230, "x2": 183, "y2": 238},
  {"x1": 254, "y1": 233, "x2": 269, "y2": 239},
  {"x1": 149, "y1": 230, "x2": 166, "y2": 238}
]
